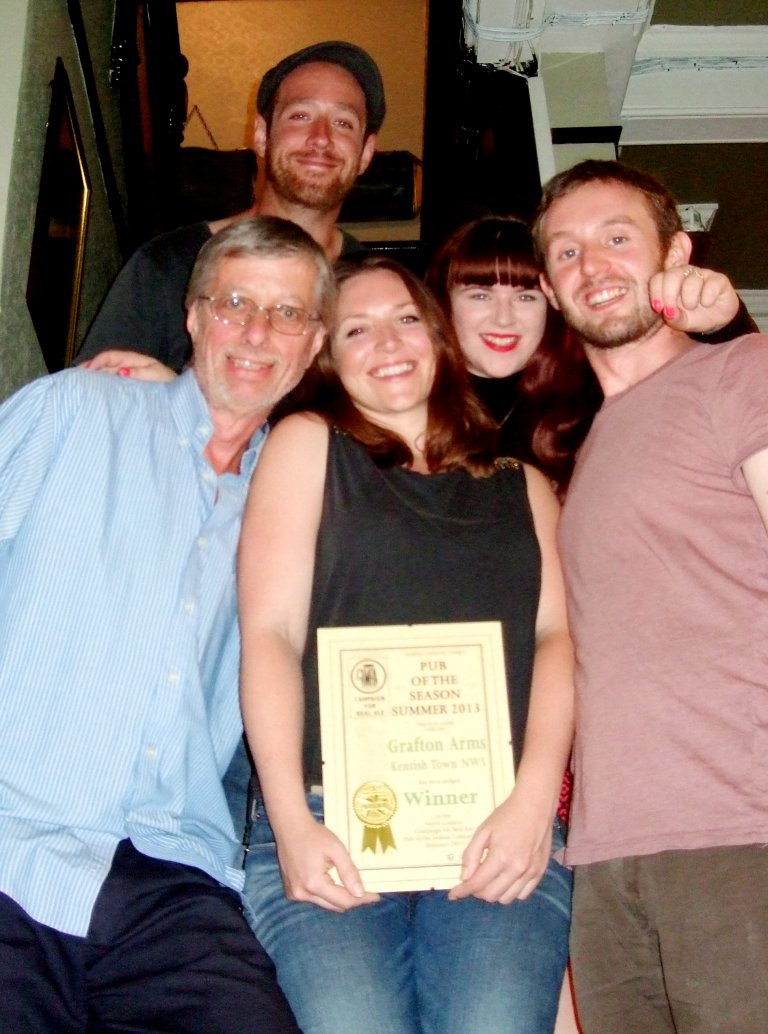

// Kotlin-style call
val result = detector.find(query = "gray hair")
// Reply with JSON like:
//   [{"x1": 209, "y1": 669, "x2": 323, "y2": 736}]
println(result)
[{"x1": 185, "y1": 215, "x2": 335, "y2": 327}]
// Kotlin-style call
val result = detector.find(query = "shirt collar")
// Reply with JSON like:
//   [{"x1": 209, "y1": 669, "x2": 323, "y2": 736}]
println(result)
[{"x1": 167, "y1": 369, "x2": 268, "y2": 480}]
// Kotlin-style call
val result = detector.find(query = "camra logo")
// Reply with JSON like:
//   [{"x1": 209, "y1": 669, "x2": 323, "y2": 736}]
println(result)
[{"x1": 351, "y1": 659, "x2": 386, "y2": 693}]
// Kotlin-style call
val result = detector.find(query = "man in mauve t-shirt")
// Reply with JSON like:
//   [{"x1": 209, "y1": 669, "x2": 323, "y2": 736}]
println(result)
[{"x1": 534, "y1": 159, "x2": 768, "y2": 1034}]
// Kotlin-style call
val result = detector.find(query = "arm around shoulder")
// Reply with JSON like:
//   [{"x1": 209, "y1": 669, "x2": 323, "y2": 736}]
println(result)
[
  {"x1": 650, "y1": 266, "x2": 755, "y2": 338},
  {"x1": 80, "y1": 350, "x2": 177, "y2": 381}
]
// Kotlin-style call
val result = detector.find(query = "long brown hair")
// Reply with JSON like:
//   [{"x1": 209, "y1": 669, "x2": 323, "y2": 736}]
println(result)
[
  {"x1": 426, "y1": 215, "x2": 602, "y2": 494},
  {"x1": 523, "y1": 326, "x2": 603, "y2": 493},
  {"x1": 289, "y1": 254, "x2": 500, "y2": 476}
]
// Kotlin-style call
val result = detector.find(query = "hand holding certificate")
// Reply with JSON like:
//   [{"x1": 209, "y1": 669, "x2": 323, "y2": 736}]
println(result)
[{"x1": 318, "y1": 621, "x2": 514, "y2": 892}]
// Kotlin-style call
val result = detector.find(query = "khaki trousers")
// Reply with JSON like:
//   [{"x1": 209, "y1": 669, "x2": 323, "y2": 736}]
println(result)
[{"x1": 570, "y1": 843, "x2": 768, "y2": 1034}]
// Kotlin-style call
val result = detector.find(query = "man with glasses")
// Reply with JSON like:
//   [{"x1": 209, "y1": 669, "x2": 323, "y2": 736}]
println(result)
[
  {"x1": 0, "y1": 217, "x2": 330, "y2": 1032},
  {"x1": 78, "y1": 40, "x2": 384, "y2": 373}
]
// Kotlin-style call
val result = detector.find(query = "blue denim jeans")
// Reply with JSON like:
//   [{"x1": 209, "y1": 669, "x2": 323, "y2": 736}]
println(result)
[{"x1": 242, "y1": 793, "x2": 572, "y2": 1034}]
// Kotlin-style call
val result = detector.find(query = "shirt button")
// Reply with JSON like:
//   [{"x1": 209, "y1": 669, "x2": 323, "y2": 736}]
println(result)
[
  {"x1": 183, "y1": 600, "x2": 195, "y2": 614},
  {"x1": 196, "y1": 536, "x2": 207, "y2": 549},
  {"x1": 168, "y1": 671, "x2": 179, "y2": 683},
  {"x1": 201, "y1": 471, "x2": 212, "y2": 483},
  {"x1": 146, "y1": 746, "x2": 158, "y2": 760}
]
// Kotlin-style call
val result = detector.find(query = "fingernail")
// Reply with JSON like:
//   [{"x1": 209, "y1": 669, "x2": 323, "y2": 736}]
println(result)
[
  {"x1": 118, "y1": 367, "x2": 132, "y2": 377},
  {"x1": 663, "y1": 306, "x2": 676, "y2": 319},
  {"x1": 651, "y1": 298, "x2": 663, "y2": 312},
  {"x1": 82, "y1": 360, "x2": 92, "y2": 368}
]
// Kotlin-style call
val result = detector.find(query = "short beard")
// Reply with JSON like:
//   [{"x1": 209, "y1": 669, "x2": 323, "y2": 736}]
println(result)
[
  {"x1": 266, "y1": 149, "x2": 358, "y2": 214},
  {"x1": 564, "y1": 302, "x2": 662, "y2": 351}
]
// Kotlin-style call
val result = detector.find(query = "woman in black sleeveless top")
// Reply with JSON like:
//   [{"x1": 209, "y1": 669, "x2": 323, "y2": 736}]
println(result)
[{"x1": 238, "y1": 256, "x2": 574, "y2": 1034}]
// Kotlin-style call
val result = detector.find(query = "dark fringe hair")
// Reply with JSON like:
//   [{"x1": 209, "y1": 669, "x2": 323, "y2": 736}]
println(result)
[
  {"x1": 283, "y1": 254, "x2": 500, "y2": 477},
  {"x1": 426, "y1": 215, "x2": 541, "y2": 306},
  {"x1": 425, "y1": 214, "x2": 603, "y2": 495}
]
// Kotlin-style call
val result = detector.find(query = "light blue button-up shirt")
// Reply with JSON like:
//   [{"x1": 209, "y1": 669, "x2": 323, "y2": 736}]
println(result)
[{"x1": 0, "y1": 368, "x2": 266, "y2": 936}]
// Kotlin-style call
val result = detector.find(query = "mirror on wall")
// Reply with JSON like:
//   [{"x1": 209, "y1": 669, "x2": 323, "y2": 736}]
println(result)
[
  {"x1": 175, "y1": 0, "x2": 428, "y2": 243},
  {"x1": 26, "y1": 59, "x2": 91, "y2": 373}
]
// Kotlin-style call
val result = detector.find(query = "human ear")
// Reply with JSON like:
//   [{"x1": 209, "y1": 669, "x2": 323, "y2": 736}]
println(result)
[
  {"x1": 539, "y1": 271, "x2": 561, "y2": 311},
  {"x1": 663, "y1": 230, "x2": 693, "y2": 270},
  {"x1": 357, "y1": 134, "x2": 377, "y2": 176},
  {"x1": 253, "y1": 115, "x2": 268, "y2": 160},
  {"x1": 186, "y1": 302, "x2": 200, "y2": 342},
  {"x1": 305, "y1": 327, "x2": 326, "y2": 367}
]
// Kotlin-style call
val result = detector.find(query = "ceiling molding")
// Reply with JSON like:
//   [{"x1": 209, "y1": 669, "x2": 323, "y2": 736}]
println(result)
[
  {"x1": 633, "y1": 24, "x2": 768, "y2": 61},
  {"x1": 620, "y1": 114, "x2": 768, "y2": 146},
  {"x1": 465, "y1": 10, "x2": 768, "y2": 145},
  {"x1": 621, "y1": 25, "x2": 768, "y2": 144}
]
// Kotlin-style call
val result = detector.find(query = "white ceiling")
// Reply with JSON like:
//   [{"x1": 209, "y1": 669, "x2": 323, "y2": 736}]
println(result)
[
  {"x1": 462, "y1": 1, "x2": 768, "y2": 144},
  {"x1": 622, "y1": 24, "x2": 768, "y2": 143}
]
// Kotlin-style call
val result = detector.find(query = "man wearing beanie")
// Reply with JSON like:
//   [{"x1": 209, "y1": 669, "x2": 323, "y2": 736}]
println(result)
[{"x1": 79, "y1": 41, "x2": 385, "y2": 373}]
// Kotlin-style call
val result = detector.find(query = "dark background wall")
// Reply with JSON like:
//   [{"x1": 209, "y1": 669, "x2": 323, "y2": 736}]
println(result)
[
  {"x1": 622, "y1": 142, "x2": 768, "y2": 289},
  {"x1": 652, "y1": 1, "x2": 765, "y2": 28}
]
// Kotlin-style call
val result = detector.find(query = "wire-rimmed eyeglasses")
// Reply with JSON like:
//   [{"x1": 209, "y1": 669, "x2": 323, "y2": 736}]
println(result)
[{"x1": 199, "y1": 294, "x2": 319, "y2": 336}]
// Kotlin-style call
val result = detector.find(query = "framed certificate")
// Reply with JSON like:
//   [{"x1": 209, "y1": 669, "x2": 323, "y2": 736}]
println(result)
[{"x1": 318, "y1": 621, "x2": 514, "y2": 892}]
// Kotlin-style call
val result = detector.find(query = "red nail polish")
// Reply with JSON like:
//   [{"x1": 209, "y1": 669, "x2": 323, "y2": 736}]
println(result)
[
  {"x1": 664, "y1": 306, "x2": 676, "y2": 319},
  {"x1": 651, "y1": 299, "x2": 663, "y2": 312},
  {"x1": 118, "y1": 367, "x2": 132, "y2": 377}
]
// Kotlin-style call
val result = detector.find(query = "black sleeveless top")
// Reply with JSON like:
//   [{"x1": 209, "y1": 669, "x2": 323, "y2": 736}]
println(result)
[{"x1": 301, "y1": 429, "x2": 541, "y2": 785}]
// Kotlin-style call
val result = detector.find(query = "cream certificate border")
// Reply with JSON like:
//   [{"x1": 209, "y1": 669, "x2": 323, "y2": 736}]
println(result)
[{"x1": 318, "y1": 621, "x2": 514, "y2": 892}]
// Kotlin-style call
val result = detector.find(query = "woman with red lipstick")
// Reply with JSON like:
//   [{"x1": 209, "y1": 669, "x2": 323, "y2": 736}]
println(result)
[
  {"x1": 427, "y1": 217, "x2": 579, "y2": 491},
  {"x1": 238, "y1": 253, "x2": 574, "y2": 1034},
  {"x1": 427, "y1": 215, "x2": 750, "y2": 1032},
  {"x1": 427, "y1": 215, "x2": 751, "y2": 495}
]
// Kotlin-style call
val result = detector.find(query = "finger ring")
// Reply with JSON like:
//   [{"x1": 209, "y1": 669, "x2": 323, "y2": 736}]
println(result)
[{"x1": 682, "y1": 266, "x2": 705, "y2": 279}]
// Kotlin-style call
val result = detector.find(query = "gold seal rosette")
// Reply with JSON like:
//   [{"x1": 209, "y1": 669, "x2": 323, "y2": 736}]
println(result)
[{"x1": 352, "y1": 781, "x2": 397, "y2": 853}]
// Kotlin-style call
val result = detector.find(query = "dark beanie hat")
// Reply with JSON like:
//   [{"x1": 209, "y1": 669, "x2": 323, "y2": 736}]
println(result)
[{"x1": 256, "y1": 41, "x2": 386, "y2": 135}]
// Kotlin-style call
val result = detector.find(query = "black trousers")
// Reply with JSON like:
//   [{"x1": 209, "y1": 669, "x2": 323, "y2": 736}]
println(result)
[{"x1": 0, "y1": 840, "x2": 299, "y2": 1033}]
